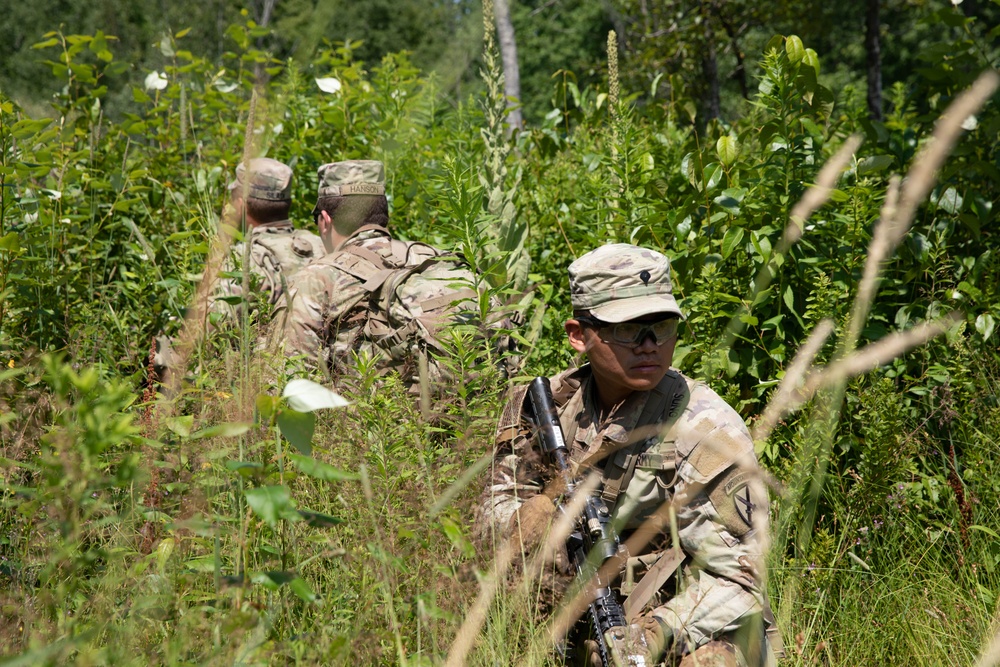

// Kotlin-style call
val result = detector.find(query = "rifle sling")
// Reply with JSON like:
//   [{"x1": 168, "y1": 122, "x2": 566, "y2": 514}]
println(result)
[{"x1": 623, "y1": 547, "x2": 684, "y2": 621}]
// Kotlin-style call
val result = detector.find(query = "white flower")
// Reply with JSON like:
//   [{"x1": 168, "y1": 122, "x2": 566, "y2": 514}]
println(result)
[
  {"x1": 951, "y1": 0, "x2": 963, "y2": 5},
  {"x1": 961, "y1": 114, "x2": 978, "y2": 131},
  {"x1": 315, "y1": 77, "x2": 342, "y2": 94},
  {"x1": 144, "y1": 71, "x2": 168, "y2": 91},
  {"x1": 214, "y1": 80, "x2": 238, "y2": 94},
  {"x1": 272, "y1": 122, "x2": 284, "y2": 135}
]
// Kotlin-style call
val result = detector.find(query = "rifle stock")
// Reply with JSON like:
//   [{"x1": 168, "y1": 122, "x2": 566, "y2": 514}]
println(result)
[{"x1": 527, "y1": 377, "x2": 652, "y2": 667}]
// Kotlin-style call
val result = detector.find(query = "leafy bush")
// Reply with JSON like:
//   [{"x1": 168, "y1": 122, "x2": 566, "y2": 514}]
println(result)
[{"x1": 1, "y1": 11, "x2": 999, "y2": 666}]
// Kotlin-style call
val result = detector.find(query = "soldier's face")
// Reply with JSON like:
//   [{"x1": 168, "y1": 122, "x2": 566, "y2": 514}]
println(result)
[{"x1": 565, "y1": 313, "x2": 676, "y2": 408}]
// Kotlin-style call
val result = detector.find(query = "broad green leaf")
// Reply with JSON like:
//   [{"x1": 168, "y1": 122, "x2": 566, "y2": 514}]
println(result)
[
  {"x1": 785, "y1": 35, "x2": 805, "y2": 63},
  {"x1": 783, "y1": 285, "x2": 798, "y2": 316},
  {"x1": 680, "y1": 153, "x2": 699, "y2": 190},
  {"x1": 155, "y1": 537, "x2": 175, "y2": 574},
  {"x1": 803, "y1": 48, "x2": 820, "y2": 75},
  {"x1": 298, "y1": 509, "x2": 343, "y2": 528},
  {"x1": 277, "y1": 409, "x2": 315, "y2": 455},
  {"x1": 289, "y1": 453, "x2": 359, "y2": 482},
  {"x1": 0, "y1": 233, "x2": 20, "y2": 253},
  {"x1": 256, "y1": 393, "x2": 280, "y2": 420},
  {"x1": 857, "y1": 155, "x2": 894, "y2": 175},
  {"x1": 975, "y1": 313, "x2": 995, "y2": 341},
  {"x1": 252, "y1": 570, "x2": 297, "y2": 591},
  {"x1": 721, "y1": 227, "x2": 745, "y2": 260},
  {"x1": 225, "y1": 461, "x2": 263, "y2": 478},
  {"x1": 935, "y1": 187, "x2": 963, "y2": 215},
  {"x1": 31, "y1": 38, "x2": 60, "y2": 50},
  {"x1": 828, "y1": 188, "x2": 851, "y2": 203},
  {"x1": 190, "y1": 422, "x2": 251, "y2": 440},
  {"x1": 282, "y1": 378, "x2": 349, "y2": 412},
  {"x1": 714, "y1": 194, "x2": 741, "y2": 214},
  {"x1": 703, "y1": 163, "x2": 723, "y2": 192},
  {"x1": 166, "y1": 415, "x2": 193, "y2": 438},
  {"x1": 439, "y1": 517, "x2": 476, "y2": 559},
  {"x1": 245, "y1": 485, "x2": 296, "y2": 527},
  {"x1": 288, "y1": 577, "x2": 320, "y2": 604},
  {"x1": 716, "y1": 136, "x2": 738, "y2": 166},
  {"x1": 159, "y1": 36, "x2": 175, "y2": 57},
  {"x1": 263, "y1": 570, "x2": 298, "y2": 585}
]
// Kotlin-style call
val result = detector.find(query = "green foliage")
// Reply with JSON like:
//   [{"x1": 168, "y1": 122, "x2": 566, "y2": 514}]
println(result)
[{"x1": 1, "y1": 12, "x2": 999, "y2": 666}]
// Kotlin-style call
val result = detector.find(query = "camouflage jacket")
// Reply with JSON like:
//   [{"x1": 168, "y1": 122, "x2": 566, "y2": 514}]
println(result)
[
  {"x1": 479, "y1": 365, "x2": 768, "y2": 651},
  {"x1": 275, "y1": 226, "x2": 491, "y2": 386},
  {"x1": 215, "y1": 220, "x2": 325, "y2": 320}
]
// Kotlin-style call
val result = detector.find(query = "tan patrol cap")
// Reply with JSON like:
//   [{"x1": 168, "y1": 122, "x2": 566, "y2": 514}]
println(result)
[
  {"x1": 228, "y1": 157, "x2": 293, "y2": 201},
  {"x1": 568, "y1": 243, "x2": 683, "y2": 323},
  {"x1": 317, "y1": 160, "x2": 386, "y2": 198}
]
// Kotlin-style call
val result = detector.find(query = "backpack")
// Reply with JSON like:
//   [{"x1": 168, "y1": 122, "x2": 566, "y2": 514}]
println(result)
[{"x1": 325, "y1": 234, "x2": 503, "y2": 385}]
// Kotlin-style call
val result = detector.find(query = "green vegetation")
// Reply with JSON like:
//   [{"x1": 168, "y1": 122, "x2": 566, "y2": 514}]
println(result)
[{"x1": 1, "y1": 3, "x2": 999, "y2": 666}]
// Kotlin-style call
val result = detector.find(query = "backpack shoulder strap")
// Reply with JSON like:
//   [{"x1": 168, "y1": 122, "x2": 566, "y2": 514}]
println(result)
[{"x1": 600, "y1": 370, "x2": 687, "y2": 507}]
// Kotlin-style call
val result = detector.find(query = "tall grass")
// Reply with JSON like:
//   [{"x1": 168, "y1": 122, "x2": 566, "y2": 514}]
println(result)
[{"x1": 1, "y1": 13, "x2": 999, "y2": 667}]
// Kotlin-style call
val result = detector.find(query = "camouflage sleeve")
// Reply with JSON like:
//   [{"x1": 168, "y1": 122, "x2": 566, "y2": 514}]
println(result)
[
  {"x1": 651, "y1": 384, "x2": 767, "y2": 647},
  {"x1": 276, "y1": 266, "x2": 332, "y2": 364},
  {"x1": 274, "y1": 263, "x2": 368, "y2": 366},
  {"x1": 476, "y1": 385, "x2": 549, "y2": 540}
]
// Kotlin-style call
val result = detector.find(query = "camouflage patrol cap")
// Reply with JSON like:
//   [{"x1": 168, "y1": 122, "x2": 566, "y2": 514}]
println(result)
[
  {"x1": 316, "y1": 160, "x2": 386, "y2": 198},
  {"x1": 568, "y1": 244, "x2": 683, "y2": 323},
  {"x1": 228, "y1": 157, "x2": 293, "y2": 201}
]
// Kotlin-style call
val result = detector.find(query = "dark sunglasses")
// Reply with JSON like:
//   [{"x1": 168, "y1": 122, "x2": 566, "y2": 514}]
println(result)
[{"x1": 576, "y1": 315, "x2": 679, "y2": 346}]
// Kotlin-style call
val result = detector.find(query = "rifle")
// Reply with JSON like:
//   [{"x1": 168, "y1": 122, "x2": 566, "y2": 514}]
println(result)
[{"x1": 527, "y1": 377, "x2": 652, "y2": 667}]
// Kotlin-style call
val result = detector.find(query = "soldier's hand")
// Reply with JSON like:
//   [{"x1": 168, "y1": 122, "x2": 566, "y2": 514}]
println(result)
[
  {"x1": 636, "y1": 615, "x2": 673, "y2": 659},
  {"x1": 507, "y1": 495, "x2": 570, "y2": 573},
  {"x1": 582, "y1": 639, "x2": 603, "y2": 667}
]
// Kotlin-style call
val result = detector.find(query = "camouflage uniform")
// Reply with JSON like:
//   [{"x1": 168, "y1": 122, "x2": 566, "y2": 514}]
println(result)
[
  {"x1": 153, "y1": 159, "x2": 322, "y2": 374},
  {"x1": 478, "y1": 244, "x2": 778, "y2": 666},
  {"x1": 275, "y1": 161, "x2": 493, "y2": 387},
  {"x1": 216, "y1": 221, "x2": 325, "y2": 317},
  {"x1": 214, "y1": 158, "x2": 324, "y2": 319}
]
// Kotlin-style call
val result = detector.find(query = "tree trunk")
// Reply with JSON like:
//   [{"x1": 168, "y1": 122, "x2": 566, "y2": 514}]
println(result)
[
  {"x1": 494, "y1": 0, "x2": 523, "y2": 131},
  {"x1": 865, "y1": 0, "x2": 883, "y2": 120},
  {"x1": 701, "y1": 28, "x2": 721, "y2": 121},
  {"x1": 711, "y1": 2, "x2": 749, "y2": 100}
]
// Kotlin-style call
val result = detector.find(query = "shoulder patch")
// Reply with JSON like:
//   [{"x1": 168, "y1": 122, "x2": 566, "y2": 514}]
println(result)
[{"x1": 708, "y1": 466, "x2": 764, "y2": 538}]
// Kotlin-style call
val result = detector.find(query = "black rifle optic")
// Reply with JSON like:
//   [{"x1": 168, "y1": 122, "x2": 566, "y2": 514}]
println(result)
[{"x1": 527, "y1": 377, "x2": 651, "y2": 667}]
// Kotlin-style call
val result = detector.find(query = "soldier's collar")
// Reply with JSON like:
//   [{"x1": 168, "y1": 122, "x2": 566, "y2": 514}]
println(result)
[
  {"x1": 251, "y1": 219, "x2": 293, "y2": 232},
  {"x1": 347, "y1": 224, "x2": 390, "y2": 239}
]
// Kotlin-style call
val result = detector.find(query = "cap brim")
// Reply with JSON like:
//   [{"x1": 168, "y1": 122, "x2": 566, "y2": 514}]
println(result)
[{"x1": 589, "y1": 294, "x2": 684, "y2": 323}]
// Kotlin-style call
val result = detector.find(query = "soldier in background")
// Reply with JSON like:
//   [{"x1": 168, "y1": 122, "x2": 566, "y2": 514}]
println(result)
[
  {"x1": 155, "y1": 157, "x2": 324, "y2": 372},
  {"x1": 216, "y1": 157, "x2": 325, "y2": 319},
  {"x1": 477, "y1": 244, "x2": 780, "y2": 666},
  {"x1": 274, "y1": 160, "x2": 509, "y2": 393}
]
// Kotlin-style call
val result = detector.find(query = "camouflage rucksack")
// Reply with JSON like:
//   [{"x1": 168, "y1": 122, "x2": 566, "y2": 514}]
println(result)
[
  {"x1": 240, "y1": 224, "x2": 325, "y2": 305},
  {"x1": 325, "y1": 233, "x2": 508, "y2": 386}
]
